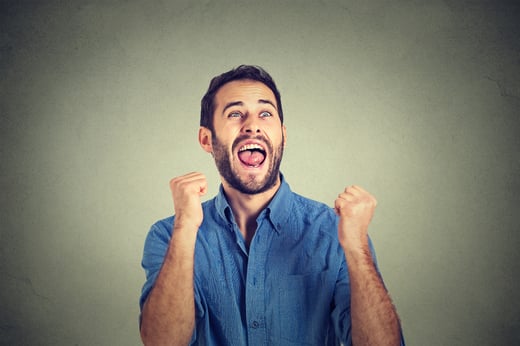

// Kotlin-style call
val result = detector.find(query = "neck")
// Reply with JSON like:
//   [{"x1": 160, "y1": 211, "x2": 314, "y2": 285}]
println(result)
[{"x1": 222, "y1": 178, "x2": 281, "y2": 246}]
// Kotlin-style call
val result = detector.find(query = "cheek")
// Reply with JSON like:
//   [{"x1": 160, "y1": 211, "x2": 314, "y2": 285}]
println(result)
[
  {"x1": 219, "y1": 129, "x2": 241, "y2": 146},
  {"x1": 272, "y1": 129, "x2": 285, "y2": 147}
]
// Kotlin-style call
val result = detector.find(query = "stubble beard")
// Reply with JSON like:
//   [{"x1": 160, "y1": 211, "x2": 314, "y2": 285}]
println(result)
[{"x1": 211, "y1": 133, "x2": 284, "y2": 195}]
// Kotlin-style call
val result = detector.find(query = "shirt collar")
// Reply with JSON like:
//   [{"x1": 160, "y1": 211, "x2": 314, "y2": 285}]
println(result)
[
  {"x1": 214, "y1": 173, "x2": 293, "y2": 233},
  {"x1": 215, "y1": 184, "x2": 233, "y2": 226},
  {"x1": 264, "y1": 174, "x2": 292, "y2": 233}
]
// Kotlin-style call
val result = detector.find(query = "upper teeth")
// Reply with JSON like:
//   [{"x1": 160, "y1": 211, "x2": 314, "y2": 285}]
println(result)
[{"x1": 239, "y1": 144, "x2": 263, "y2": 152}]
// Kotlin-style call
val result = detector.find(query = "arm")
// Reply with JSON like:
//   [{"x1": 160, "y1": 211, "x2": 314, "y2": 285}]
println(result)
[
  {"x1": 140, "y1": 172, "x2": 207, "y2": 346},
  {"x1": 335, "y1": 185, "x2": 402, "y2": 346}
]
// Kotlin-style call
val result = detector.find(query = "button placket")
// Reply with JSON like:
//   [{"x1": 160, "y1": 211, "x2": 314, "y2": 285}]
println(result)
[{"x1": 245, "y1": 220, "x2": 272, "y2": 345}]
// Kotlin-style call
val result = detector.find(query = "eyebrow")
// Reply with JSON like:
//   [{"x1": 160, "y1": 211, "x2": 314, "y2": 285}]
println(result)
[
  {"x1": 259, "y1": 99, "x2": 277, "y2": 110},
  {"x1": 222, "y1": 99, "x2": 277, "y2": 115}
]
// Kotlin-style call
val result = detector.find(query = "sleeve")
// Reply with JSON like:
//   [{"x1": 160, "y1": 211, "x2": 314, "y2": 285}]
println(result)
[
  {"x1": 330, "y1": 237, "x2": 405, "y2": 345},
  {"x1": 330, "y1": 250, "x2": 352, "y2": 345},
  {"x1": 139, "y1": 217, "x2": 174, "y2": 312},
  {"x1": 138, "y1": 216, "x2": 205, "y2": 340},
  {"x1": 329, "y1": 236, "x2": 381, "y2": 345}
]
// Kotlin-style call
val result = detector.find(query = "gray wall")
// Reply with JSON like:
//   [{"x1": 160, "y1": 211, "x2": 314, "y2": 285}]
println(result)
[{"x1": 1, "y1": 1, "x2": 519, "y2": 345}]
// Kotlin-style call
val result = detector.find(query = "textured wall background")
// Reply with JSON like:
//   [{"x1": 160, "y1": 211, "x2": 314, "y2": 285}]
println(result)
[{"x1": 1, "y1": 1, "x2": 519, "y2": 345}]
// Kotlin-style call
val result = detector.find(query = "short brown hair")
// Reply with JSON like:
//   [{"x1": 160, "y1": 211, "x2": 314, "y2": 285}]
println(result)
[{"x1": 200, "y1": 65, "x2": 284, "y2": 132}]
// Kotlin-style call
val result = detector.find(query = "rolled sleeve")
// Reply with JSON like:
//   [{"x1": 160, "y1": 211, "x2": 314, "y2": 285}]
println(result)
[{"x1": 139, "y1": 218, "x2": 174, "y2": 311}]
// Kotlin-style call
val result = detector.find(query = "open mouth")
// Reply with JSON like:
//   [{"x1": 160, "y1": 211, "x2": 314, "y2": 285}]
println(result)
[{"x1": 237, "y1": 143, "x2": 266, "y2": 168}]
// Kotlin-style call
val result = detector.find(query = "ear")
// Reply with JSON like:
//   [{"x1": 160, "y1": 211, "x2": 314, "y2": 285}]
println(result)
[
  {"x1": 282, "y1": 125, "x2": 287, "y2": 147},
  {"x1": 199, "y1": 126, "x2": 213, "y2": 154}
]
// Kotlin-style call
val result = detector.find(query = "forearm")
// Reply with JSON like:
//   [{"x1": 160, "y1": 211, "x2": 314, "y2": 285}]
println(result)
[
  {"x1": 140, "y1": 227, "x2": 198, "y2": 346},
  {"x1": 345, "y1": 242, "x2": 401, "y2": 346}
]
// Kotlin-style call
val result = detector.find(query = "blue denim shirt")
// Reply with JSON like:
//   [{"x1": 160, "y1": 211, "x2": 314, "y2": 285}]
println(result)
[{"x1": 140, "y1": 176, "x2": 399, "y2": 345}]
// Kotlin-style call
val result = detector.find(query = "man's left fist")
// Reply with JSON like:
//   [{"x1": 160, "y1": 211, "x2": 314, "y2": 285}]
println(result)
[{"x1": 334, "y1": 185, "x2": 377, "y2": 248}]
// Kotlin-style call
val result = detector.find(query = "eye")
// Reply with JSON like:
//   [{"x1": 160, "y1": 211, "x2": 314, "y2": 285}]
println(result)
[
  {"x1": 228, "y1": 111, "x2": 243, "y2": 118},
  {"x1": 259, "y1": 111, "x2": 272, "y2": 118}
]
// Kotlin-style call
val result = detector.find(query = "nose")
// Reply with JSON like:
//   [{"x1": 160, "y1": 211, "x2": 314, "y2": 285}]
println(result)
[{"x1": 242, "y1": 116, "x2": 261, "y2": 134}]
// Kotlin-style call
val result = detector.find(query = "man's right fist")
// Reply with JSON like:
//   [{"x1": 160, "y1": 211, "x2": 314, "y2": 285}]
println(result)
[{"x1": 169, "y1": 172, "x2": 207, "y2": 230}]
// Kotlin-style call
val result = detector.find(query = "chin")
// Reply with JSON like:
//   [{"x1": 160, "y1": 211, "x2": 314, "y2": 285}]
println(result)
[{"x1": 232, "y1": 170, "x2": 279, "y2": 195}]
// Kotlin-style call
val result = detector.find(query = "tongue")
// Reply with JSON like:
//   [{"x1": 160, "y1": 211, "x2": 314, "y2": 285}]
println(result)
[{"x1": 238, "y1": 150, "x2": 265, "y2": 166}]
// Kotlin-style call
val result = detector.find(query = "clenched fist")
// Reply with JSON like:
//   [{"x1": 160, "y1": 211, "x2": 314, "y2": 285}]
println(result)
[
  {"x1": 334, "y1": 185, "x2": 377, "y2": 251},
  {"x1": 169, "y1": 172, "x2": 208, "y2": 231}
]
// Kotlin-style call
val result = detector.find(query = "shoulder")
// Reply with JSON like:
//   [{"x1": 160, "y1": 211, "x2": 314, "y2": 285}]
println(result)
[
  {"x1": 288, "y1": 191, "x2": 338, "y2": 236},
  {"x1": 146, "y1": 198, "x2": 217, "y2": 241},
  {"x1": 144, "y1": 215, "x2": 174, "y2": 248},
  {"x1": 291, "y1": 191, "x2": 336, "y2": 218}
]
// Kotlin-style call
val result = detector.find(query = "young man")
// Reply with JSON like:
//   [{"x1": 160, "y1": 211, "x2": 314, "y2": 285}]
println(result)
[{"x1": 139, "y1": 65, "x2": 404, "y2": 345}]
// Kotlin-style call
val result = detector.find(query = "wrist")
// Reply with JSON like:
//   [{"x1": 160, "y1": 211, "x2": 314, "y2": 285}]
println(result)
[
  {"x1": 170, "y1": 219, "x2": 199, "y2": 249},
  {"x1": 174, "y1": 216, "x2": 201, "y2": 234},
  {"x1": 341, "y1": 236, "x2": 371, "y2": 265},
  {"x1": 167, "y1": 227, "x2": 198, "y2": 262}
]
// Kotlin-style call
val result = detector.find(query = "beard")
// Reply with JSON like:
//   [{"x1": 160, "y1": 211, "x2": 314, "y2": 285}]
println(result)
[{"x1": 211, "y1": 133, "x2": 284, "y2": 195}]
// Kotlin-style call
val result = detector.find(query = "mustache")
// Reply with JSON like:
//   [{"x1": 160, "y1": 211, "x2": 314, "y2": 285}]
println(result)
[{"x1": 231, "y1": 134, "x2": 272, "y2": 152}]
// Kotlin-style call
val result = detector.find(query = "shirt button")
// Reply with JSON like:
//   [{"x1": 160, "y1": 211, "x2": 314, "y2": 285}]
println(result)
[{"x1": 251, "y1": 321, "x2": 259, "y2": 329}]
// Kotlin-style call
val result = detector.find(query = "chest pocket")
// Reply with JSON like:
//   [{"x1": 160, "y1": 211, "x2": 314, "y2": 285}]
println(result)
[{"x1": 275, "y1": 269, "x2": 336, "y2": 345}]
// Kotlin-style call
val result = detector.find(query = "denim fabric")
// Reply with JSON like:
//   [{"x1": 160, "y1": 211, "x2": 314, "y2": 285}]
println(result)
[{"x1": 140, "y1": 176, "x2": 397, "y2": 345}]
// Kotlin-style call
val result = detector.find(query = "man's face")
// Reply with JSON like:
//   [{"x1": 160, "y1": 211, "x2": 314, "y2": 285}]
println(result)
[{"x1": 203, "y1": 80, "x2": 286, "y2": 194}]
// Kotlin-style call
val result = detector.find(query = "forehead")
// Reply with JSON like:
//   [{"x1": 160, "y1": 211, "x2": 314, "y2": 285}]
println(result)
[{"x1": 214, "y1": 80, "x2": 276, "y2": 108}]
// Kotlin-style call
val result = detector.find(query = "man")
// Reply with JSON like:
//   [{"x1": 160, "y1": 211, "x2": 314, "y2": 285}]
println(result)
[{"x1": 139, "y1": 65, "x2": 404, "y2": 345}]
